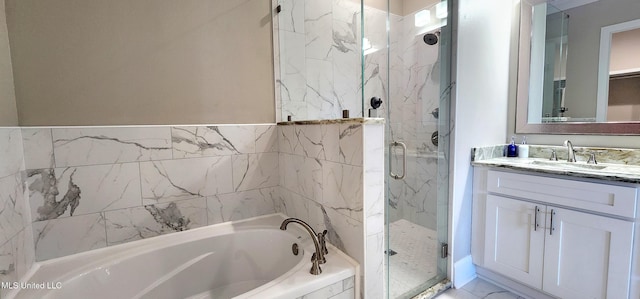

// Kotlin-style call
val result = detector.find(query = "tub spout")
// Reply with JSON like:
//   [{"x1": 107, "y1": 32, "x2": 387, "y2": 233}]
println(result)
[{"x1": 280, "y1": 218, "x2": 324, "y2": 275}]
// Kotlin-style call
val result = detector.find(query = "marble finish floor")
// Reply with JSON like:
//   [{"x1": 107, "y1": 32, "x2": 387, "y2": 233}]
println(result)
[
  {"x1": 389, "y1": 219, "x2": 439, "y2": 298},
  {"x1": 434, "y1": 278, "x2": 525, "y2": 299}
]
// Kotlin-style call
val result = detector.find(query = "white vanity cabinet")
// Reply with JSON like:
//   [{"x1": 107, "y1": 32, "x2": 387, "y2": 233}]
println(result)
[{"x1": 472, "y1": 169, "x2": 638, "y2": 299}]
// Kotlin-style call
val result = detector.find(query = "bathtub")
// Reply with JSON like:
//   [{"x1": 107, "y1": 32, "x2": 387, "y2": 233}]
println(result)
[{"x1": 6, "y1": 214, "x2": 359, "y2": 299}]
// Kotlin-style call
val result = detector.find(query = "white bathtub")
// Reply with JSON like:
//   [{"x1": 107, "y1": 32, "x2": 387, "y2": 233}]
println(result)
[{"x1": 7, "y1": 214, "x2": 358, "y2": 299}]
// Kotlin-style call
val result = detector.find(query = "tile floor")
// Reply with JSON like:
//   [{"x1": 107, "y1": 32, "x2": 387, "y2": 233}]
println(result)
[
  {"x1": 433, "y1": 278, "x2": 525, "y2": 299},
  {"x1": 388, "y1": 219, "x2": 439, "y2": 298}
]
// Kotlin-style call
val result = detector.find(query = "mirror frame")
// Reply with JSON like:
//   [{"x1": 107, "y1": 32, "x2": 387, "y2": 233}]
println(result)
[{"x1": 514, "y1": 1, "x2": 640, "y2": 135}]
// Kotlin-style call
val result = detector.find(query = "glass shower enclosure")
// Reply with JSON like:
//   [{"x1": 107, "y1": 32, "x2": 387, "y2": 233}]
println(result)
[
  {"x1": 275, "y1": 0, "x2": 452, "y2": 297},
  {"x1": 376, "y1": 1, "x2": 452, "y2": 298}
]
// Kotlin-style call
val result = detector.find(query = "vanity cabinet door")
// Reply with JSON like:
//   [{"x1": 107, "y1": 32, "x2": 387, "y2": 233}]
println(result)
[
  {"x1": 484, "y1": 195, "x2": 545, "y2": 289},
  {"x1": 542, "y1": 207, "x2": 634, "y2": 299}
]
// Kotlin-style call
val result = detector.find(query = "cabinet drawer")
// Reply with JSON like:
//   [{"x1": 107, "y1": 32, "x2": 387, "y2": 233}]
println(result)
[{"x1": 487, "y1": 170, "x2": 638, "y2": 218}]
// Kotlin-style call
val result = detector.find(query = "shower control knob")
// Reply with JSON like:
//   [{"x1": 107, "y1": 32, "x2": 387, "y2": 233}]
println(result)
[{"x1": 370, "y1": 97, "x2": 383, "y2": 109}]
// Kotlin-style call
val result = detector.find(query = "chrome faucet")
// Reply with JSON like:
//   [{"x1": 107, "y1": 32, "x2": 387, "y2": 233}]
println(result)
[
  {"x1": 564, "y1": 140, "x2": 576, "y2": 162},
  {"x1": 280, "y1": 218, "x2": 324, "y2": 275}
]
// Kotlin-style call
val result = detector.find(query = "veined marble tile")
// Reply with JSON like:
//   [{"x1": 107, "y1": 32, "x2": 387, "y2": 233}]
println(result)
[
  {"x1": 26, "y1": 163, "x2": 142, "y2": 221},
  {"x1": 332, "y1": 0, "x2": 360, "y2": 24},
  {"x1": 281, "y1": 100, "x2": 308, "y2": 122},
  {"x1": 318, "y1": 205, "x2": 364, "y2": 272},
  {"x1": 274, "y1": 187, "x2": 310, "y2": 220},
  {"x1": 207, "y1": 188, "x2": 277, "y2": 225},
  {"x1": 323, "y1": 161, "x2": 363, "y2": 221},
  {"x1": 278, "y1": 125, "x2": 298, "y2": 155},
  {"x1": 279, "y1": 30, "x2": 307, "y2": 105},
  {"x1": 295, "y1": 125, "x2": 325, "y2": 159},
  {"x1": 364, "y1": 125, "x2": 384, "y2": 236},
  {"x1": 278, "y1": 0, "x2": 304, "y2": 34},
  {"x1": 339, "y1": 124, "x2": 363, "y2": 166},
  {"x1": 321, "y1": 124, "x2": 340, "y2": 162},
  {"x1": 171, "y1": 126, "x2": 255, "y2": 158},
  {"x1": 232, "y1": 153, "x2": 279, "y2": 192},
  {"x1": 0, "y1": 128, "x2": 24, "y2": 178},
  {"x1": 140, "y1": 156, "x2": 232, "y2": 205},
  {"x1": 255, "y1": 125, "x2": 279, "y2": 153},
  {"x1": 297, "y1": 280, "x2": 344, "y2": 299},
  {"x1": 13, "y1": 227, "x2": 34, "y2": 281},
  {"x1": 305, "y1": 0, "x2": 333, "y2": 60},
  {"x1": 33, "y1": 213, "x2": 107, "y2": 261},
  {"x1": 332, "y1": 30, "x2": 360, "y2": 117},
  {"x1": 365, "y1": 232, "x2": 385, "y2": 299},
  {"x1": 306, "y1": 59, "x2": 336, "y2": 120},
  {"x1": 52, "y1": 127, "x2": 172, "y2": 167},
  {"x1": 0, "y1": 173, "x2": 26, "y2": 246},
  {"x1": 21, "y1": 128, "x2": 54, "y2": 170},
  {"x1": 0, "y1": 236, "x2": 16, "y2": 286},
  {"x1": 280, "y1": 153, "x2": 322, "y2": 203},
  {"x1": 105, "y1": 198, "x2": 207, "y2": 246}
]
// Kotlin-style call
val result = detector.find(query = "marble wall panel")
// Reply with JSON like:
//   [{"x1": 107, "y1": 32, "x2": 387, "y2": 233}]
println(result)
[
  {"x1": 140, "y1": 156, "x2": 233, "y2": 204},
  {"x1": 27, "y1": 163, "x2": 142, "y2": 221},
  {"x1": 21, "y1": 128, "x2": 53, "y2": 170},
  {"x1": 105, "y1": 197, "x2": 207, "y2": 246},
  {"x1": 171, "y1": 126, "x2": 255, "y2": 158},
  {"x1": 232, "y1": 153, "x2": 279, "y2": 192},
  {"x1": 20, "y1": 124, "x2": 282, "y2": 262},
  {"x1": 52, "y1": 127, "x2": 172, "y2": 167},
  {"x1": 207, "y1": 187, "x2": 278, "y2": 225},
  {"x1": 33, "y1": 213, "x2": 106, "y2": 261},
  {"x1": 0, "y1": 128, "x2": 34, "y2": 290}
]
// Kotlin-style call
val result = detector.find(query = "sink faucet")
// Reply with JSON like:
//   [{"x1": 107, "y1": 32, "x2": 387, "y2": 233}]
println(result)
[
  {"x1": 280, "y1": 218, "x2": 324, "y2": 275},
  {"x1": 564, "y1": 140, "x2": 576, "y2": 162}
]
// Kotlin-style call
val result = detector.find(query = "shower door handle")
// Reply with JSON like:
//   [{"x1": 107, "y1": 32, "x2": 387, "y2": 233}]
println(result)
[{"x1": 389, "y1": 141, "x2": 407, "y2": 180}]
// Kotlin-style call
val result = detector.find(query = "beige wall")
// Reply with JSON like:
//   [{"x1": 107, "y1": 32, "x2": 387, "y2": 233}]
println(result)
[
  {"x1": 610, "y1": 27, "x2": 640, "y2": 72},
  {"x1": 0, "y1": 0, "x2": 18, "y2": 126},
  {"x1": 563, "y1": 0, "x2": 639, "y2": 119},
  {"x1": 6, "y1": 0, "x2": 275, "y2": 126}
]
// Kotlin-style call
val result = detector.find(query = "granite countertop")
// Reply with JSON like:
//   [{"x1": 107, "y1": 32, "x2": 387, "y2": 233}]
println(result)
[
  {"x1": 277, "y1": 117, "x2": 385, "y2": 126},
  {"x1": 471, "y1": 145, "x2": 640, "y2": 184}
]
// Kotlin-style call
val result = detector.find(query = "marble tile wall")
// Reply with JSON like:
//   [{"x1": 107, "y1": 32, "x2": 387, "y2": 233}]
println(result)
[
  {"x1": 22, "y1": 125, "x2": 279, "y2": 261},
  {"x1": 275, "y1": 122, "x2": 384, "y2": 299},
  {"x1": 0, "y1": 128, "x2": 35, "y2": 293},
  {"x1": 295, "y1": 276, "x2": 355, "y2": 299},
  {"x1": 277, "y1": 0, "x2": 367, "y2": 120}
]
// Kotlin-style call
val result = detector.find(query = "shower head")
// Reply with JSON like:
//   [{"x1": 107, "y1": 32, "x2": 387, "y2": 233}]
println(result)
[{"x1": 423, "y1": 31, "x2": 440, "y2": 45}]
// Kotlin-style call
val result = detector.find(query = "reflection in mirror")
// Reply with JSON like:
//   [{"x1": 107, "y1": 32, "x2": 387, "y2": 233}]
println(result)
[
  {"x1": 527, "y1": 2, "x2": 570, "y2": 124},
  {"x1": 515, "y1": 0, "x2": 640, "y2": 134},
  {"x1": 597, "y1": 20, "x2": 640, "y2": 121}
]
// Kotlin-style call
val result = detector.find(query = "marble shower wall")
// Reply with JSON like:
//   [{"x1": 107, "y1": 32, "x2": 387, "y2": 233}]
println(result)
[
  {"x1": 277, "y1": 0, "x2": 391, "y2": 121},
  {"x1": 387, "y1": 9, "x2": 443, "y2": 231},
  {"x1": 275, "y1": 121, "x2": 384, "y2": 299},
  {"x1": 0, "y1": 128, "x2": 35, "y2": 291},
  {"x1": 22, "y1": 125, "x2": 279, "y2": 261}
]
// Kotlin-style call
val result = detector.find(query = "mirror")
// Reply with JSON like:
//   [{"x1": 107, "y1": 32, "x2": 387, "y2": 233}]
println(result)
[
  {"x1": 515, "y1": 0, "x2": 640, "y2": 134},
  {"x1": 1, "y1": 0, "x2": 275, "y2": 126}
]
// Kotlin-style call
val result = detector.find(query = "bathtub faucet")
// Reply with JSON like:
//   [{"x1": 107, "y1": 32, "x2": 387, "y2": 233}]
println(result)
[{"x1": 280, "y1": 218, "x2": 324, "y2": 275}]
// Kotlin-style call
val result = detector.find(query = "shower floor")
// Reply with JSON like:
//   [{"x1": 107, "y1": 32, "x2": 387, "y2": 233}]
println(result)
[{"x1": 388, "y1": 219, "x2": 439, "y2": 299}]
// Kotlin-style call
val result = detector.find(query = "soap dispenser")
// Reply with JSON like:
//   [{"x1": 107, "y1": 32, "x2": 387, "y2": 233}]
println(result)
[
  {"x1": 518, "y1": 136, "x2": 529, "y2": 158},
  {"x1": 507, "y1": 136, "x2": 518, "y2": 157}
]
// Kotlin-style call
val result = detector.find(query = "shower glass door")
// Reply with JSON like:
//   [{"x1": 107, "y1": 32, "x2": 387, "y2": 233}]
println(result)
[{"x1": 371, "y1": 0, "x2": 452, "y2": 298}]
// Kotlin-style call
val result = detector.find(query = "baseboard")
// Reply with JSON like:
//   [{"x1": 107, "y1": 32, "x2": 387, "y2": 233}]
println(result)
[{"x1": 453, "y1": 255, "x2": 477, "y2": 288}]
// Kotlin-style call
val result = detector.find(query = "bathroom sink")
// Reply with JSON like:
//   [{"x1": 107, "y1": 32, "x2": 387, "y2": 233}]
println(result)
[{"x1": 530, "y1": 160, "x2": 608, "y2": 170}]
